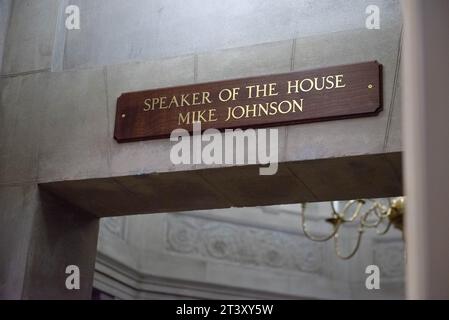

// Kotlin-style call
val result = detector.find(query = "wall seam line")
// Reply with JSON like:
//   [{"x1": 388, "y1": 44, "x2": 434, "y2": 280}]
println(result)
[
  {"x1": 290, "y1": 38, "x2": 296, "y2": 71},
  {"x1": 194, "y1": 54, "x2": 198, "y2": 82},
  {"x1": 0, "y1": 68, "x2": 51, "y2": 78},
  {"x1": 103, "y1": 66, "x2": 112, "y2": 175},
  {"x1": 383, "y1": 24, "x2": 403, "y2": 151}
]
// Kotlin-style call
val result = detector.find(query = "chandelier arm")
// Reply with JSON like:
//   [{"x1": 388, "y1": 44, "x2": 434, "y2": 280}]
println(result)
[
  {"x1": 302, "y1": 222, "x2": 341, "y2": 242},
  {"x1": 299, "y1": 197, "x2": 404, "y2": 260},
  {"x1": 376, "y1": 219, "x2": 392, "y2": 235},
  {"x1": 366, "y1": 200, "x2": 390, "y2": 218},
  {"x1": 360, "y1": 208, "x2": 383, "y2": 228},
  {"x1": 379, "y1": 207, "x2": 392, "y2": 218},
  {"x1": 300, "y1": 204, "x2": 341, "y2": 242},
  {"x1": 334, "y1": 229, "x2": 364, "y2": 260},
  {"x1": 340, "y1": 200, "x2": 365, "y2": 223},
  {"x1": 330, "y1": 201, "x2": 339, "y2": 215}
]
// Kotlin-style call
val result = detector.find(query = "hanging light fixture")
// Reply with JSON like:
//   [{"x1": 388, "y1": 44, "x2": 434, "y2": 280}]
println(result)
[{"x1": 299, "y1": 197, "x2": 405, "y2": 259}]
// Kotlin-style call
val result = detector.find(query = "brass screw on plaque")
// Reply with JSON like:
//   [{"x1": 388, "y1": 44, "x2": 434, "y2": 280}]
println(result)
[{"x1": 368, "y1": 84, "x2": 374, "y2": 89}]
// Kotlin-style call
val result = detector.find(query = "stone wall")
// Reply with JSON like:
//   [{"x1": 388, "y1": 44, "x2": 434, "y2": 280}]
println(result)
[
  {"x1": 0, "y1": 1, "x2": 403, "y2": 215},
  {"x1": 0, "y1": 0, "x2": 12, "y2": 70},
  {"x1": 1, "y1": 17, "x2": 403, "y2": 186},
  {"x1": 0, "y1": 0, "x2": 404, "y2": 299}
]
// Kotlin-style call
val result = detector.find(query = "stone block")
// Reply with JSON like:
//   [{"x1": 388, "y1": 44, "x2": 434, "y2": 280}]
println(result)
[
  {"x1": 106, "y1": 56, "x2": 196, "y2": 177},
  {"x1": 197, "y1": 40, "x2": 293, "y2": 82},
  {"x1": 37, "y1": 69, "x2": 110, "y2": 182},
  {"x1": 0, "y1": 185, "x2": 35, "y2": 299},
  {"x1": 199, "y1": 163, "x2": 315, "y2": 207},
  {"x1": 287, "y1": 153, "x2": 402, "y2": 201},
  {"x1": 0, "y1": 76, "x2": 42, "y2": 184},
  {"x1": 0, "y1": 0, "x2": 12, "y2": 73},
  {"x1": 21, "y1": 189, "x2": 99, "y2": 300},
  {"x1": 1, "y1": 0, "x2": 59, "y2": 75},
  {"x1": 286, "y1": 25, "x2": 402, "y2": 162},
  {"x1": 0, "y1": 184, "x2": 99, "y2": 299},
  {"x1": 62, "y1": 0, "x2": 401, "y2": 70},
  {"x1": 385, "y1": 76, "x2": 402, "y2": 152}
]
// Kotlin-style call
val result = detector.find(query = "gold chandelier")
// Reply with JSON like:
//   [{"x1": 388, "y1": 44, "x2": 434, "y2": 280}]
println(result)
[{"x1": 299, "y1": 197, "x2": 405, "y2": 259}]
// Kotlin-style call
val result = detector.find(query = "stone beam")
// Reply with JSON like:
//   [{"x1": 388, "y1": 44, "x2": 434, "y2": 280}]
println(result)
[{"x1": 40, "y1": 152, "x2": 402, "y2": 217}]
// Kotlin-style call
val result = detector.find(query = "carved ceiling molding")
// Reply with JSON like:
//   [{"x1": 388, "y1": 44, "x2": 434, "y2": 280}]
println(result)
[{"x1": 166, "y1": 214, "x2": 323, "y2": 274}]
